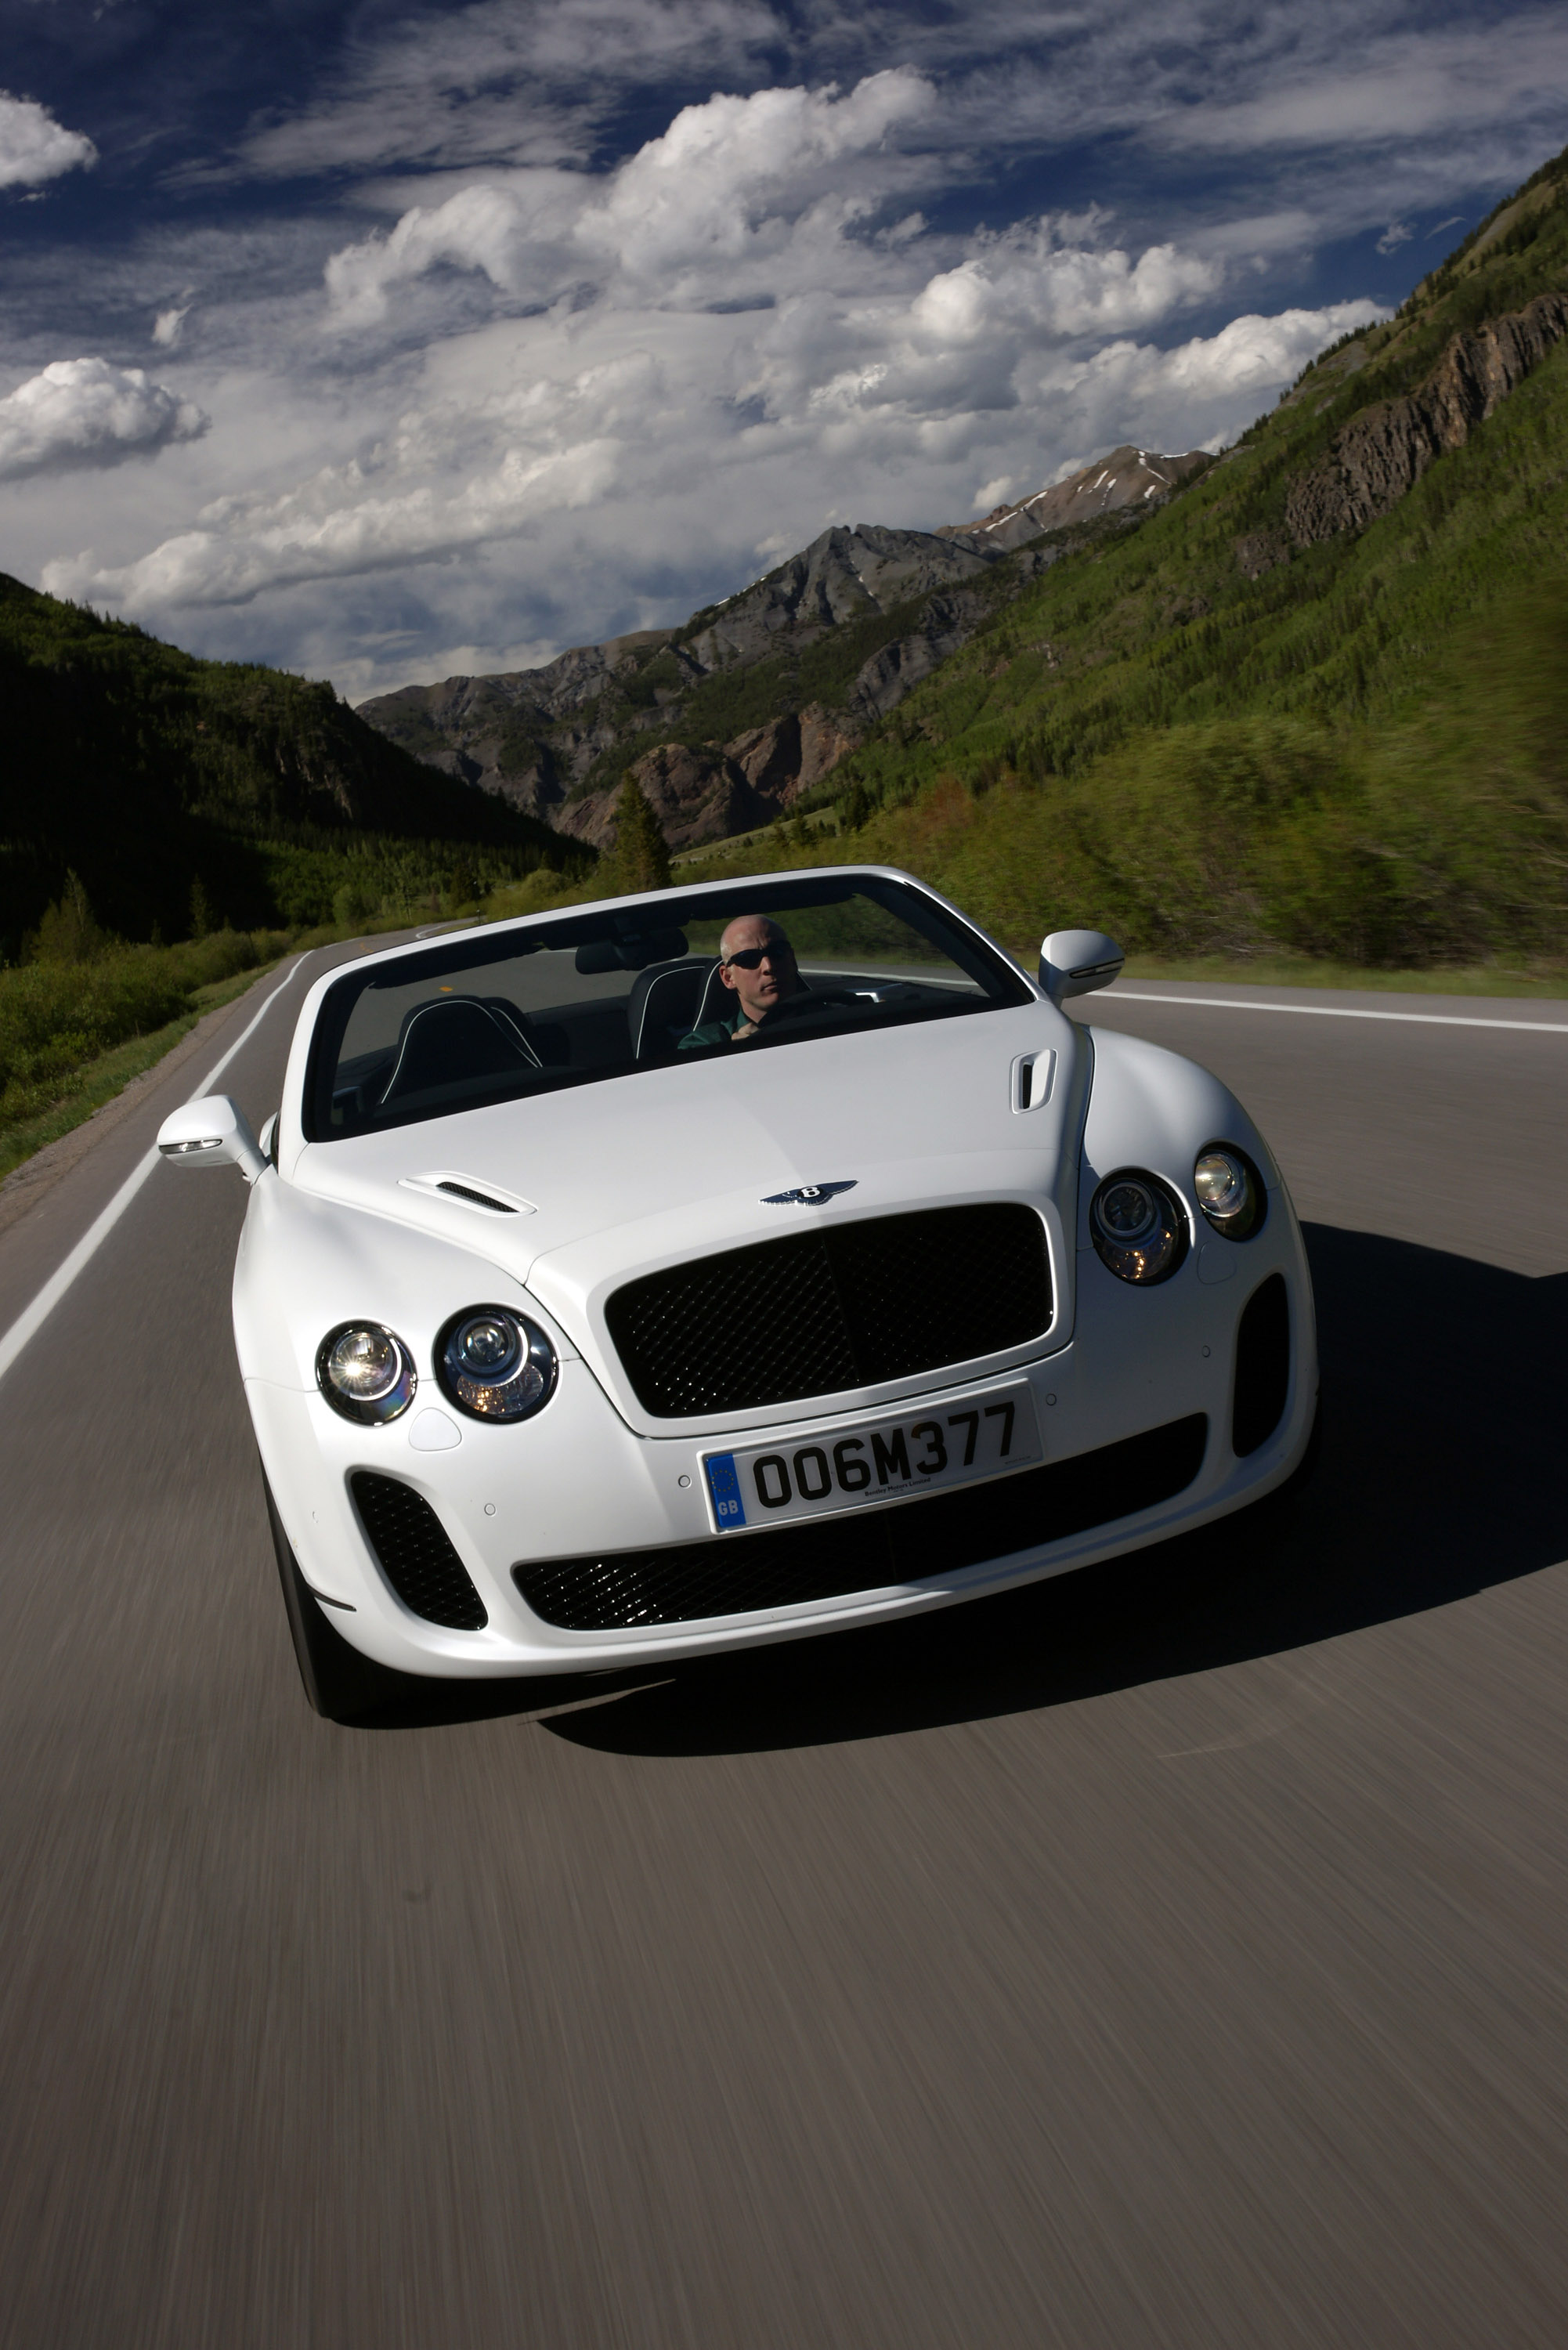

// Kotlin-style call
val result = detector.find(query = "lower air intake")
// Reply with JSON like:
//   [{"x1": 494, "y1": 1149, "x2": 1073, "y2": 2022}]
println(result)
[
  {"x1": 351, "y1": 1472, "x2": 488, "y2": 1630},
  {"x1": 513, "y1": 1415, "x2": 1206, "y2": 1630},
  {"x1": 1232, "y1": 1274, "x2": 1291, "y2": 1457}
]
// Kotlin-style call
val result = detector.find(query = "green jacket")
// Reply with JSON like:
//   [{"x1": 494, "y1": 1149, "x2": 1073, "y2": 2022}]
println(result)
[{"x1": 677, "y1": 1006, "x2": 745, "y2": 1051}]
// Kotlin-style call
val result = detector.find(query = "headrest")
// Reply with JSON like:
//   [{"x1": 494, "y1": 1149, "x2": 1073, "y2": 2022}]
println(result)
[{"x1": 627, "y1": 957, "x2": 717, "y2": 1060}]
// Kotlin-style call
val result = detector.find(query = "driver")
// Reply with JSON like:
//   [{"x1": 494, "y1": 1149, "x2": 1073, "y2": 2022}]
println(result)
[{"x1": 678, "y1": 916, "x2": 805, "y2": 1048}]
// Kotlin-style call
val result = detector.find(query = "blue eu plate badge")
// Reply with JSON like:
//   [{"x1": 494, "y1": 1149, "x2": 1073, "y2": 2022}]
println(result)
[{"x1": 705, "y1": 1453, "x2": 746, "y2": 1531}]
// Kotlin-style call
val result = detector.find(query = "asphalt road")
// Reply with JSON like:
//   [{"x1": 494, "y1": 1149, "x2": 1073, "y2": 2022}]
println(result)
[{"x1": 2, "y1": 958, "x2": 1566, "y2": 2349}]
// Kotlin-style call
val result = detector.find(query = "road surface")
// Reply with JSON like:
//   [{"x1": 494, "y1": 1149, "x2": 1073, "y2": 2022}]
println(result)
[{"x1": 2, "y1": 959, "x2": 1565, "y2": 2348}]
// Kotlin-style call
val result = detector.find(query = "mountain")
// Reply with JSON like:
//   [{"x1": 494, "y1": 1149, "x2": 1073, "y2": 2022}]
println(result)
[
  {"x1": 0, "y1": 578, "x2": 587, "y2": 956},
  {"x1": 357, "y1": 448, "x2": 1209, "y2": 852},
  {"x1": 936, "y1": 446, "x2": 1212, "y2": 552}
]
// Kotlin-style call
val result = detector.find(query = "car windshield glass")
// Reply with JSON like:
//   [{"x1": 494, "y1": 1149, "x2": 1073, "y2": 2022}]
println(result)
[{"x1": 303, "y1": 873, "x2": 1031, "y2": 1142}]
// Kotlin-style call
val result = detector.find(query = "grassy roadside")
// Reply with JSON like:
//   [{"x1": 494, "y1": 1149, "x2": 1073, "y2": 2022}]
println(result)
[{"x1": 0, "y1": 960, "x2": 292, "y2": 1186}]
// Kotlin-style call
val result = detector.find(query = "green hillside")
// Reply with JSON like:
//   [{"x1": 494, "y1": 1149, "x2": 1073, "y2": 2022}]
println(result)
[
  {"x1": 782, "y1": 146, "x2": 1568, "y2": 967},
  {"x1": 0, "y1": 579, "x2": 591, "y2": 960}
]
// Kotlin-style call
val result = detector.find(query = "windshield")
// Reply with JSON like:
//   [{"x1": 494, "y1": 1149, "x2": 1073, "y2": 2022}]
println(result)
[{"x1": 303, "y1": 873, "x2": 1031, "y2": 1142}]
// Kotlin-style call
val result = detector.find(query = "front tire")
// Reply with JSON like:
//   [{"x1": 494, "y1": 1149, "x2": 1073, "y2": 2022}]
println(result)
[{"x1": 263, "y1": 1474, "x2": 403, "y2": 1723}]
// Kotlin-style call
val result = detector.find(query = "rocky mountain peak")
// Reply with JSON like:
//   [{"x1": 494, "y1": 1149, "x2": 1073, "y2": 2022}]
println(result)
[{"x1": 937, "y1": 445, "x2": 1212, "y2": 551}]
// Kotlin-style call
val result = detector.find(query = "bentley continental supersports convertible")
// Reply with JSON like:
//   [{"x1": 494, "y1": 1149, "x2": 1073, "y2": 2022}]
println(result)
[{"x1": 158, "y1": 867, "x2": 1317, "y2": 1718}]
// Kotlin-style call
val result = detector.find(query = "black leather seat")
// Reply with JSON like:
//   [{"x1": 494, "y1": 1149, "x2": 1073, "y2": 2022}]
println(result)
[
  {"x1": 627, "y1": 958, "x2": 720, "y2": 1061},
  {"x1": 379, "y1": 996, "x2": 539, "y2": 1104}
]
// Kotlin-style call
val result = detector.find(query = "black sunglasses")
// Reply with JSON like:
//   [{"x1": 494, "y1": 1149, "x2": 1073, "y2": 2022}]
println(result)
[{"x1": 723, "y1": 944, "x2": 793, "y2": 970}]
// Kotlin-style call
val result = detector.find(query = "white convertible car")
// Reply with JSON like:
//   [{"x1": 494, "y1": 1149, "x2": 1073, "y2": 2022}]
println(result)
[{"x1": 159, "y1": 866, "x2": 1317, "y2": 1719}]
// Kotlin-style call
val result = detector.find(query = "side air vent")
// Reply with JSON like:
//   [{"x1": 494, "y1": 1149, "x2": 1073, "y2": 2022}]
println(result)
[
  {"x1": 350, "y1": 1472, "x2": 488, "y2": 1629},
  {"x1": 437, "y1": 1180, "x2": 517, "y2": 1213},
  {"x1": 1232, "y1": 1274, "x2": 1291, "y2": 1457}
]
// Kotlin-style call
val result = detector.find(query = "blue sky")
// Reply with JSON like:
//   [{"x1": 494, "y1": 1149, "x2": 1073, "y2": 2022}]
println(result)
[{"x1": 2, "y1": 0, "x2": 1565, "y2": 697}]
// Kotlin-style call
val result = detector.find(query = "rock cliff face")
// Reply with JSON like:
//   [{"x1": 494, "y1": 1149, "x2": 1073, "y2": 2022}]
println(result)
[
  {"x1": 1285, "y1": 292, "x2": 1568, "y2": 544},
  {"x1": 551, "y1": 706, "x2": 865, "y2": 853}
]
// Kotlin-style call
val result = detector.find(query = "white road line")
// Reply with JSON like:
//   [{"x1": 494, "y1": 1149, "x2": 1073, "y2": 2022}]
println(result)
[
  {"x1": 1109, "y1": 990, "x2": 1568, "y2": 1035},
  {"x1": 0, "y1": 956, "x2": 310, "y2": 1390}
]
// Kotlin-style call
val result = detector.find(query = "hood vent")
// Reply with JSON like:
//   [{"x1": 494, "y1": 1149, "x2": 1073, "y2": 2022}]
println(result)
[
  {"x1": 398, "y1": 1171, "x2": 536, "y2": 1217},
  {"x1": 438, "y1": 1180, "x2": 517, "y2": 1214}
]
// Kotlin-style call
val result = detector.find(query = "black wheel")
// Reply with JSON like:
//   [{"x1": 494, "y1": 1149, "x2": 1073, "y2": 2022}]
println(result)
[{"x1": 262, "y1": 1473, "x2": 405, "y2": 1723}]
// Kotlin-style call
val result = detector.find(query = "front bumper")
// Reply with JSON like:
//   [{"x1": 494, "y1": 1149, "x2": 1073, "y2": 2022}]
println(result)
[{"x1": 248, "y1": 1200, "x2": 1316, "y2": 1679}]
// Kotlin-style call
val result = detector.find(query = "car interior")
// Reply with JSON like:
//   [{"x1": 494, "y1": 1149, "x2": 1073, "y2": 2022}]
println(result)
[{"x1": 312, "y1": 884, "x2": 1022, "y2": 1138}]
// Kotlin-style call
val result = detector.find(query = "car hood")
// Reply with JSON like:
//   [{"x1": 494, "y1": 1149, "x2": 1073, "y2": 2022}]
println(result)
[{"x1": 287, "y1": 1004, "x2": 1086, "y2": 1430}]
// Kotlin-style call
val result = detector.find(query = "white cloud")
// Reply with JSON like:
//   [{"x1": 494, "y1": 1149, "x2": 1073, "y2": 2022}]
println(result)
[
  {"x1": 43, "y1": 350, "x2": 646, "y2": 604},
  {"x1": 0, "y1": 359, "x2": 208, "y2": 484},
  {"x1": 1375, "y1": 222, "x2": 1413, "y2": 255},
  {"x1": 152, "y1": 306, "x2": 192, "y2": 348},
  {"x1": 240, "y1": 0, "x2": 781, "y2": 181},
  {"x1": 0, "y1": 91, "x2": 96, "y2": 189},
  {"x1": 1166, "y1": 16, "x2": 1568, "y2": 151},
  {"x1": 1032, "y1": 301, "x2": 1386, "y2": 450},
  {"x1": 325, "y1": 70, "x2": 938, "y2": 324}
]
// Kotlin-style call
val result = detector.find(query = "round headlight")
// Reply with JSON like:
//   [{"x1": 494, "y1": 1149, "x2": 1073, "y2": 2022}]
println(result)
[
  {"x1": 436, "y1": 1306, "x2": 557, "y2": 1422},
  {"x1": 1193, "y1": 1145, "x2": 1266, "y2": 1240},
  {"x1": 1089, "y1": 1170, "x2": 1187, "y2": 1285},
  {"x1": 316, "y1": 1323, "x2": 417, "y2": 1423}
]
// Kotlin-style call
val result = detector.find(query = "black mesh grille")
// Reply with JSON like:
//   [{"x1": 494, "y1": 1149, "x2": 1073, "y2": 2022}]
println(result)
[
  {"x1": 350, "y1": 1472, "x2": 488, "y2": 1630},
  {"x1": 513, "y1": 1415, "x2": 1206, "y2": 1630},
  {"x1": 605, "y1": 1206, "x2": 1052, "y2": 1417},
  {"x1": 1232, "y1": 1274, "x2": 1291, "y2": 1457}
]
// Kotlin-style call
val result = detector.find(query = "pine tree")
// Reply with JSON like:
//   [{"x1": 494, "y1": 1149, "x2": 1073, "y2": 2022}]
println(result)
[{"x1": 610, "y1": 774, "x2": 672, "y2": 893}]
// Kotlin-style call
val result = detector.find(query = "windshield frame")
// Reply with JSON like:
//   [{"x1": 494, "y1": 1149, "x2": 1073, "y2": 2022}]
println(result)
[{"x1": 300, "y1": 870, "x2": 1034, "y2": 1145}]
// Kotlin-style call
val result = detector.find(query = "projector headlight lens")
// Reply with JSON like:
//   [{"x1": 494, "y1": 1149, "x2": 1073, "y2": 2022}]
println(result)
[
  {"x1": 1194, "y1": 1145, "x2": 1266, "y2": 1239},
  {"x1": 1089, "y1": 1170, "x2": 1187, "y2": 1285},
  {"x1": 317, "y1": 1324, "x2": 417, "y2": 1423},
  {"x1": 438, "y1": 1307, "x2": 557, "y2": 1422}
]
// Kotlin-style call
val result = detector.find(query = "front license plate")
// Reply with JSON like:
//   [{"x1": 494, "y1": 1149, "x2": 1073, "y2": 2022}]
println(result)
[{"x1": 703, "y1": 1383, "x2": 1042, "y2": 1534}]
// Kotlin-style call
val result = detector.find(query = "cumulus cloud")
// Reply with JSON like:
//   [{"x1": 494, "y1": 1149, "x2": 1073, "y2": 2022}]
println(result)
[
  {"x1": 325, "y1": 70, "x2": 938, "y2": 324},
  {"x1": 1031, "y1": 302, "x2": 1385, "y2": 450},
  {"x1": 43, "y1": 352, "x2": 645, "y2": 605},
  {"x1": 0, "y1": 359, "x2": 208, "y2": 483},
  {"x1": 152, "y1": 305, "x2": 192, "y2": 348},
  {"x1": 0, "y1": 91, "x2": 96, "y2": 189}
]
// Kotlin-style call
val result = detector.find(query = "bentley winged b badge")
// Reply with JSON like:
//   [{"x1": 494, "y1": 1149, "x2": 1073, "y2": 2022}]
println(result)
[{"x1": 761, "y1": 1180, "x2": 858, "y2": 1206}]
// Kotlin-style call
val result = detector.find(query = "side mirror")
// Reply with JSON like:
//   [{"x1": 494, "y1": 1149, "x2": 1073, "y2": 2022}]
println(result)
[
  {"x1": 157, "y1": 1094, "x2": 269, "y2": 1184},
  {"x1": 1039, "y1": 928, "x2": 1125, "y2": 1005}
]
